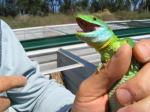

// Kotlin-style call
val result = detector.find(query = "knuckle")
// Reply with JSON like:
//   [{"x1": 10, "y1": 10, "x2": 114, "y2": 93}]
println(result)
[
  {"x1": 127, "y1": 79, "x2": 148, "y2": 101},
  {"x1": 121, "y1": 106, "x2": 135, "y2": 112}
]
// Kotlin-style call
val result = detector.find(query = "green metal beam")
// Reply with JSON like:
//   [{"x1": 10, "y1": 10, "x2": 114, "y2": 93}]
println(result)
[{"x1": 21, "y1": 27, "x2": 150, "y2": 51}]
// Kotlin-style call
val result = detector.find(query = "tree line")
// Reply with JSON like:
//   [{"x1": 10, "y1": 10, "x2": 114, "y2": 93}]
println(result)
[
  {"x1": 61, "y1": 0, "x2": 150, "y2": 12},
  {"x1": 0, "y1": 0, "x2": 150, "y2": 17},
  {"x1": 0, "y1": 0, "x2": 49, "y2": 16}
]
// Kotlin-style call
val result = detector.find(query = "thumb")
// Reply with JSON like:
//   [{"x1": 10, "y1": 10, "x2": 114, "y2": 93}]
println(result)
[
  {"x1": 116, "y1": 62, "x2": 150, "y2": 106},
  {"x1": 78, "y1": 44, "x2": 132, "y2": 97}
]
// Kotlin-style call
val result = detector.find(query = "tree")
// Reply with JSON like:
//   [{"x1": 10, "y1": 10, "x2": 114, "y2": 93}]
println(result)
[
  {"x1": 60, "y1": 0, "x2": 71, "y2": 13},
  {"x1": 0, "y1": 0, "x2": 18, "y2": 16},
  {"x1": 90, "y1": 0, "x2": 108, "y2": 12},
  {"x1": 16, "y1": 0, "x2": 49, "y2": 15},
  {"x1": 145, "y1": 0, "x2": 150, "y2": 11}
]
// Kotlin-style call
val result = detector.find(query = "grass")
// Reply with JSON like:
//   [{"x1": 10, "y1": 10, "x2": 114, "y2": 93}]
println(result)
[
  {"x1": 1, "y1": 13, "x2": 76, "y2": 28},
  {"x1": 1, "y1": 10, "x2": 150, "y2": 29},
  {"x1": 114, "y1": 10, "x2": 150, "y2": 20},
  {"x1": 94, "y1": 9, "x2": 150, "y2": 20}
]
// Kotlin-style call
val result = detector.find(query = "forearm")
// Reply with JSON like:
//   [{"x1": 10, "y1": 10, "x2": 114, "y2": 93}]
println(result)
[
  {"x1": 0, "y1": 97, "x2": 11, "y2": 112},
  {"x1": 0, "y1": 76, "x2": 26, "y2": 93}
]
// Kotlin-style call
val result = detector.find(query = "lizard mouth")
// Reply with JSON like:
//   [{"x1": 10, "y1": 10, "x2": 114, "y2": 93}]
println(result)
[{"x1": 76, "y1": 17, "x2": 100, "y2": 33}]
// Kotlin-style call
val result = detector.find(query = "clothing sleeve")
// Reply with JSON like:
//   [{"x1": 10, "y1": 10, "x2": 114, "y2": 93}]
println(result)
[
  {"x1": 0, "y1": 92, "x2": 7, "y2": 97},
  {"x1": 0, "y1": 19, "x2": 75, "y2": 112}
]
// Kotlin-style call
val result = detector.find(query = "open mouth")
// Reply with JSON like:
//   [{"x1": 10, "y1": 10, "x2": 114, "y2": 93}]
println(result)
[{"x1": 76, "y1": 17, "x2": 100, "y2": 33}]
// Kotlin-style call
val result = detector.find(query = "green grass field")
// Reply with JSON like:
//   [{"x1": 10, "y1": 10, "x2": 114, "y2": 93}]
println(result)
[{"x1": 1, "y1": 10, "x2": 150, "y2": 29}]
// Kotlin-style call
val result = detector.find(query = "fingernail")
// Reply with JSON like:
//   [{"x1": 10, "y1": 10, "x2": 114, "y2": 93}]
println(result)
[
  {"x1": 115, "y1": 45, "x2": 126, "y2": 57},
  {"x1": 116, "y1": 89, "x2": 133, "y2": 106},
  {"x1": 139, "y1": 44, "x2": 150, "y2": 61}
]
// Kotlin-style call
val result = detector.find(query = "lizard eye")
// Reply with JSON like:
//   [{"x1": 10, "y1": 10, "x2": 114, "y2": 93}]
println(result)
[{"x1": 93, "y1": 17, "x2": 97, "y2": 21}]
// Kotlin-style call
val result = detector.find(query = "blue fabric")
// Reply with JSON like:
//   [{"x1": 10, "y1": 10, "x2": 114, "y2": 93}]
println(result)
[{"x1": 0, "y1": 20, "x2": 75, "y2": 112}]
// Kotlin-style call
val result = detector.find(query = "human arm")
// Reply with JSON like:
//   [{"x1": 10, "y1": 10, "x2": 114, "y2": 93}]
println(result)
[{"x1": 0, "y1": 76, "x2": 26, "y2": 111}]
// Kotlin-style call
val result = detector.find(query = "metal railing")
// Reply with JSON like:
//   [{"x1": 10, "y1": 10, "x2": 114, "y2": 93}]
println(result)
[
  {"x1": 27, "y1": 34, "x2": 150, "y2": 75},
  {"x1": 13, "y1": 19, "x2": 150, "y2": 40},
  {"x1": 21, "y1": 27, "x2": 150, "y2": 51}
]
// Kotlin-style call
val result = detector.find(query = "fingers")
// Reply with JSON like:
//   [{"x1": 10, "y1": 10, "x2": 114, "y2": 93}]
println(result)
[
  {"x1": 0, "y1": 76, "x2": 26, "y2": 92},
  {"x1": 117, "y1": 95, "x2": 150, "y2": 112},
  {"x1": 116, "y1": 40, "x2": 150, "y2": 106},
  {"x1": 78, "y1": 44, "x2": 132, "y2": 96},
  {"x1": 0, "y1": 97, "x2": 11, "y2": 112},
  {"x1": 133, "y1": 40, "x2": 150, "y2": 63},
  {"x1": 0, "y1": 76, "x2": 26, "y2": 111},
  {"x1": 116, "y1": 62, "x2": 150, "y2": 106}
]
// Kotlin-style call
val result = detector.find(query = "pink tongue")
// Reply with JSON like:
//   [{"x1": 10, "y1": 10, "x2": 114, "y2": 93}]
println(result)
[
  {"x1": 83, "y1": 26, "x2": 98, "y2": 32},
  {"x1": 95, "y1": 27, "x2": 100, "y2": 30}
]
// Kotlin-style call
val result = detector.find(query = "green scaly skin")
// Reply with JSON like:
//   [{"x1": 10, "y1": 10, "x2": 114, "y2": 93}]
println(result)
[{"x1": 76, "y1": 15, "x2": 141, "y2": 112}]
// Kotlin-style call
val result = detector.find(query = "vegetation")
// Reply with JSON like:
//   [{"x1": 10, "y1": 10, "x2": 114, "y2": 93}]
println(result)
[
  {"x1": 60, "y1": 0, "x2": 150, "y2": 13},
  {"x1": 16, "y1": 0, "x2": 49, "y2": 16},
  {"x1": 0, "y1": 0, "x2": 150, "y2": 16},
  {"x1": 0, "y1": 0, "x2": 49, "y2": 16},
  {"x1": 0, "y1": 0, "x2": 150, "y2": 28},
  {"x1": 0, "y1": 13, "x2": 75, "y2": 28},
  {"x1": 1, "y1": 10, "x2": 150, "y2": 29}
]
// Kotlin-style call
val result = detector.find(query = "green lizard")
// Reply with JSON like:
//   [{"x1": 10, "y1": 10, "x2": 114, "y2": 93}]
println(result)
[{"x1": 76, "y1": 14, "x2": 141, "y2": 112}]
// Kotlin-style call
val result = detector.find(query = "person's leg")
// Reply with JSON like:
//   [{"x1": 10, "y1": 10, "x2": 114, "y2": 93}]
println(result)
[{"x1": 0, "y1": 20, "x2": 74, "y2": 112}]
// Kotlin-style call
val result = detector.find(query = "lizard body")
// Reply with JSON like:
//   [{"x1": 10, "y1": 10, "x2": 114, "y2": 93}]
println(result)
[{"x1": 76, "y1": 15, "x2": 141, "y2": 112}]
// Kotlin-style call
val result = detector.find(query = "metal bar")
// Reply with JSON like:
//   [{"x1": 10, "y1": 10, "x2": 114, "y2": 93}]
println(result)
[
  {"x1": 13, "y1": 19, "x2": 150, "y2": 31},
  {"x1": 58, "y1": 49, "x2": 96, "y2": 70},
  {"x1": 13, "y1": 20, "x2": 150, "y2": 40},
  {"x1": 21, "y1": 27, "x2": 150, "y2": 51},
  {"x1": 31, "y1": 34, "x2": 150, "y2": 75},
  {"x1": 115, "y1": 27, "x2": 150, "y2": 37},
  {"x1": 131, "y1": 34, "x2": 150, "y2": 40},
  {"x1": 27, "y1": 43, "x2": 88, "y2": 57},
  {"x1": 13, "y1": 24, "x2": 77, "y2": 31},
  {"x1": 43, "y1": 63, "x2": 84, "y2": 75}
]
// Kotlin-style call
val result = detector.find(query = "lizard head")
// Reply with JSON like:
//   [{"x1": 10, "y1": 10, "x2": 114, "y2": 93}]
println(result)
[{"x1": 76, "y1": 14, "x2": 115, "y2": 49}]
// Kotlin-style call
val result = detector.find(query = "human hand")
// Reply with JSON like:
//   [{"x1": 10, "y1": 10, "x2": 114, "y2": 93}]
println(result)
[
  {"x1": 0, "y1": 76, "x2": 26, "y2": 112},
  {"x1": 116, "y1": 40, "x2": 150, "y2": 112},
  {"x1": 72, "y1": 44, "x2": 132, "y2": 112}
]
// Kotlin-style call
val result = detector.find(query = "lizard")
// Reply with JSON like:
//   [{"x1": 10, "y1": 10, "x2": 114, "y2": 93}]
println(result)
[{"x1": 75, "y1": 14, "x2": 141, "y2": 112}]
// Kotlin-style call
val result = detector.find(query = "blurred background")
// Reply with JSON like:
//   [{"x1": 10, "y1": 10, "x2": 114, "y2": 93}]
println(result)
[{"x1": 0, "y1": 0, "x2": 150, "y2": 28}]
